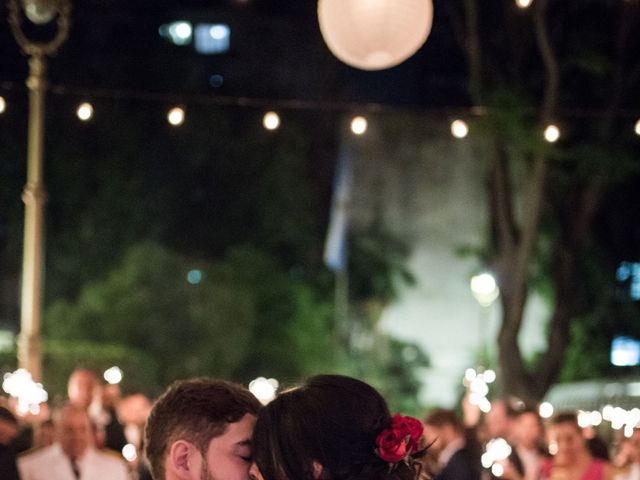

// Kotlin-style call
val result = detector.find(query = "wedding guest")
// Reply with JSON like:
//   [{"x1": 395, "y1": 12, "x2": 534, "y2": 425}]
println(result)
[
  {"x1": 17, "y1": 404, "x2": 129, "y2": 480},
  {"x1": 500, "y1": 408, "x2": 545, "y2": 480},
  {"x1": 0, "y1": 406, "x2": 19, "y2": 480},
  {"x1": 423, "y1": 408, "x2": 481, "y2": 480},
  {"x1": 540, "y1": 412, "x2": 614, "y2": 480}
]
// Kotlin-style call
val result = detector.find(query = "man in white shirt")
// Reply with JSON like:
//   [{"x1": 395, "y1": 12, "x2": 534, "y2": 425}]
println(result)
[{"x1": 17, "y1": 403, "x2": 129, "y2": 480}]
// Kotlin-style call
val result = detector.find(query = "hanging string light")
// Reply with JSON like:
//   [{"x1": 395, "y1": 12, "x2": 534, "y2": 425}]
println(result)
[
  {"x1": 262, "y1": 111, "x2": 280, "y2": 130},
  {"x1": 2, "y1": 81, "x2": 640, "y2": 136},
  {"x1": 167, "y1": 106, "x2": 185, "y2": 126},
  {"x1": 451, "y1": 119, "x2": 469, "y2": 138},
  {"x1": 544, "y1": 124, "x2": 560, "y2": 143},
  {"x1": 350, "y1": 115, "x2": 367, "y2": 135},
  {"x1": 516, "y1": 0, "x2": 533, "y2": 8},
  {"x1": 76, "y1": 102, "x2": 93, "y2": 121}
]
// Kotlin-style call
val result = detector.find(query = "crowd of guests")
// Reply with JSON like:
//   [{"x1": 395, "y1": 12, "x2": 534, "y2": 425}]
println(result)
[
  {"x1": 423, "y1": 398, "x2": 640, "y2": 480},
  {"x1": 0, "y1": 368, "x2": 639, "y2": 480},
  {"x1": 0, "y1": 367, "x2": 152, "y2": 480}
]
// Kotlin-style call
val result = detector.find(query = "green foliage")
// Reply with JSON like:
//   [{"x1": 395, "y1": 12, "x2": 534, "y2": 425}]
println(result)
[
  {"x1": 45, "y1": 242, "x2": 258, "y2": 389},
  {"x1": 42, "y1": 233, "x2": 429, "y2": 405}
]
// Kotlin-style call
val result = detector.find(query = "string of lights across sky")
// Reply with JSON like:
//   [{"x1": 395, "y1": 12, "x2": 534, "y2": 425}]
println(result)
[{"x1": 1, "y1": 81, "x2": 640, "y2": 141}]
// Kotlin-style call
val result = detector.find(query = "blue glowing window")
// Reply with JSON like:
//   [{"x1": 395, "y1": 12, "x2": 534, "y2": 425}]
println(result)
[
  {"x1": 194, "y1": 24, "x2": 230, "y2": 54},
  {"x1": 616, "y1": 261, "x2": 640, "y2": 301},
  {"x1": 611, "y1": 336, "x2": 640, "y2": 367}
]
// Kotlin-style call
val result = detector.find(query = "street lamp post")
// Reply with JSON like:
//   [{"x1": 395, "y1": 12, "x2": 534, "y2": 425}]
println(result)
[{"x1": 8, "y1": 0, "x2": 71, "y2": 381}]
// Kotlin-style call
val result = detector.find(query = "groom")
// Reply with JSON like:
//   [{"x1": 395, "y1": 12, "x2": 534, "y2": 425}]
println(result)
[{"x1": 144, "y1": 378, "x2": 261, "y2": 480}]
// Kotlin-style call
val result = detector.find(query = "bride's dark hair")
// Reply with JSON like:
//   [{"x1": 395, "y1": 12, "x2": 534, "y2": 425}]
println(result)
[{"x1": 252, "y1": 375, "x2": 422, "y2": 480}]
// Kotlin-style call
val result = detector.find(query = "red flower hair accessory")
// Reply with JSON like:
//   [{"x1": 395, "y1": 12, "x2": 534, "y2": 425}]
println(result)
[{"x1": 375, "y1": 414, "x2": 424, "y2": 465}]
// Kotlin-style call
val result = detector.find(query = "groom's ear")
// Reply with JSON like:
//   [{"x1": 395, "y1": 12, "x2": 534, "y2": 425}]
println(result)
[{"x1": 167, "y1": 440, "x2": 201, "y2": 480}]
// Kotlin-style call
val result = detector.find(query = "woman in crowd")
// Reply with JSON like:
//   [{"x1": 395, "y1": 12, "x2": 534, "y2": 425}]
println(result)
[
  {"x1": 541, "y1": 412, "x2": 614, "y2": 480},
  {"x1": 249, "y1": 374, "x2": 425, "y2": 480}
]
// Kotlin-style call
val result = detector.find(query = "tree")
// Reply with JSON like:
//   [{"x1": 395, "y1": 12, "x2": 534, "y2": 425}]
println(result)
[{"x1": 448, "y1": 0, "x2": 640, "y2": 404}]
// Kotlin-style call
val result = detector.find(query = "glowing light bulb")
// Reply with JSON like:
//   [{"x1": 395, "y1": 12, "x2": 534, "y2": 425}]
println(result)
[
  {"x1": 492, "y1": 464, "x2": 504, "y2": 477},
  {"x1": 76, "y1": 102, "x2": 94, "y2": 121},
  {"x1": 544, "y1": 124, "x2": 560, "y2": 143},
  {"x1": 577, "y1": 410, "x2": 591, "y2": 428},
  {"x1": 122, "y1": 444, "x2": 137, "y2": 462},
  {"x1": 173, "y1": 22, "x2": 192, "y2": 41},
  {"x1": 515, "y1": 0, "x2": 533, "y2": 8},
  {"x1": 2, "y1": 369, "x2": 48, "y2": 415},
  {"x1": 263, "y1": 112, "x2": 280, "y2": 130},
  {"x1": 167, "y1": 107, "x2": 185, "y2": 126},
  {"x1": 104, "y1": 366, "x2": 123, "y2": 385},
  {"x1": 350, "y1": 116, "x2": 367, "y2": 135},
  {"x1": 634, "y1": 119, "x2": 640, "y2": 136},
  {"x1": 470, "y1": 273, "x2": 500, "y2": 307},
  {"x1": 451, "y1": 119, "x2": 469, "y2": 138},
  {"x1": 539, "y1": 402, "x2": 554, "y2": 419},
  {"x1": 464, "y1": 368, "x2": 477, "y2": 383},
  {"x1": 24, "y1": 0, "x2": 58, "y2": 24},
  {"x1": 249, "y1": 377, "x2": 279, "y2": 405},
  {"x1": 483, "y1": 369, "x2": 496, "y2": 383},
  {"x1": 0, "y1": 96, "x2": 6, "y2": 114}
]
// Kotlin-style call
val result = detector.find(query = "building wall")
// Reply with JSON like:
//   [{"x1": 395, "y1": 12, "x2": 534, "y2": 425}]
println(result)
[{"x1": 348, "y1": 112, "x2": 548, "y2": 407}]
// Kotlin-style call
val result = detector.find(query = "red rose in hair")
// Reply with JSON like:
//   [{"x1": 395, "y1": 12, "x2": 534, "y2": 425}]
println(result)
[
  {"x1": 375, "y1": 427, "x2": 408, "y2": 463},
  {"x1": 392, "y1": 414, "x2": 424, "y2": 450}
]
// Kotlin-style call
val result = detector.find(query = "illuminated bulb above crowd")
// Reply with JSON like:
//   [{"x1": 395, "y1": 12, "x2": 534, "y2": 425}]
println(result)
[
  {"x1": 350, "y1": 116, "x2": 367, "y2": 135},
  {"x1": 263, "y1": 111, "x2": 280, "y2": 130},
  {"x1": 167, "y1": 107, "x2": 185, "y2": 126},
  {"x1": 544, "y1": 124, "x2": 560, "y2": 143},
  {"x1": 76, "y1": 102, "x2": 94, "y2": 121},
  {"x1": 451, "y1": 119, "x2": 469, "y2": 138}
]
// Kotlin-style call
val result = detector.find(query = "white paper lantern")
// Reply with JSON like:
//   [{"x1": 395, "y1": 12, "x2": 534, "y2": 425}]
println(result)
[{"x1": 318, "y1": 0, "x2": 434, "y2": 71}]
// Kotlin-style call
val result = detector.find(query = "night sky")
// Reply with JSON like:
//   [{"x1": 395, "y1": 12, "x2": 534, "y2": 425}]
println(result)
[{"x1": 1, "y1": 0, "x2": 639, "y2": 275}]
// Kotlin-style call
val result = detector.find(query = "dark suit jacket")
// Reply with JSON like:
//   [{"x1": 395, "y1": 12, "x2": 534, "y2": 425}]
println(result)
[
  {"x1": 434, "y1": 448, "x2": 481, "y2": 480},
  {"x1": 0, "y1": 444, "x2": 20, "y2": 480}
]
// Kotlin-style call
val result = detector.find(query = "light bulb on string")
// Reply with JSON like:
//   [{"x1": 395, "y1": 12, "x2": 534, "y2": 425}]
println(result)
[
  {"x1": 263, "y1": 111, "x2": 280, "y2": 130},
  {"x1": 451, "y1": 119, "x2": 469, "y2": 138},
  {"x1": 634, "y1": 119, "x2": 640, "y2": 136},
  {"x1": 167, "y1": 107, "x2": 185, "y2": 126},
  {"x1": 76, "y1": 102, "x2": 94, "y2": 121},
  {"x1": 515, "y1": 0, "x2": 533, "y2": 8},
  {"x1": 544, "y1": 124, "x2": 560, "y2": 143},
  {"x1": 350, "y1": 116, "x2": 367, "y2": 135},
  {"x1": 0, "y1": 96, "x2": 6, "y2": 114}
]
